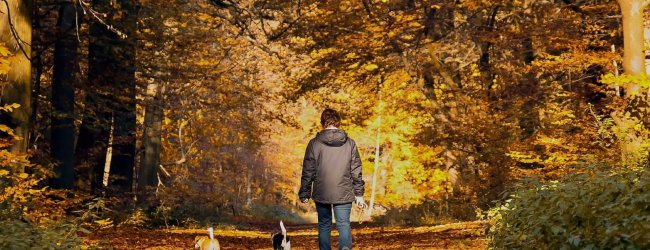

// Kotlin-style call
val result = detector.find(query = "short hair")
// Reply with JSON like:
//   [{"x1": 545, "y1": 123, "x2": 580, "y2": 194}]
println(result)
[{"x1": 320, "y1": 108, "x2": 341, "y2": 128}]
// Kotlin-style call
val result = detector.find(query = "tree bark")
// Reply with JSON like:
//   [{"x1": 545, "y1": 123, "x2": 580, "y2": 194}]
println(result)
[
  {"x1": 614, "y1": 0, "x2": 649, "y2": 163},
  {"x1": 138, "y1": 83, "x2": 163, "y2": 200},
  {"x1": 0, "y1": 0, "x2": 32, "y2": 153},
  {"x1": 108, "y1": 0, "x2": 138, "y2": 192},
  {"x1": 618, "y1": 0, "x2": 648, "y2": 96},
  {"x1": 367, "y1": 81, "x2": 382, "y2": 217},
  {"x1": 479, "y1": 6, "x2": 499, "y2": 97},
  {"x1": 77, "y1": 0, "x2": 138, "y2": 193},
  {"x1": 51, "y1": 2, "x2": 79, "y2": 189}
]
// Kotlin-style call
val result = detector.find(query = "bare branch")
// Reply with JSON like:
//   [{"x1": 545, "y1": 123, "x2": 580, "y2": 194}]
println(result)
[{"x1": 1, "y1": 0, "x2": 31, "y2": 60}]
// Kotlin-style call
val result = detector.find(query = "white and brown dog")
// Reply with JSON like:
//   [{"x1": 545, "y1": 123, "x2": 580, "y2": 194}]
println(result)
[
  {"x1": 195, "y1": 227, "x2": 220, "y2": 250},
  {"x1": 271, "y1": 221, "x2": 291, "y2": 250}
]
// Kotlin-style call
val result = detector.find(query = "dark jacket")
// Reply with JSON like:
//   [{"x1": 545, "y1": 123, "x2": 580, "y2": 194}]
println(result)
[{"x1": 298, "y1": 128, "x2": 364, "y2": 204}]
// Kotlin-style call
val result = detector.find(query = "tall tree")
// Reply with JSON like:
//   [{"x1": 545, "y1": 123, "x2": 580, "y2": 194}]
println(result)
[
  {"x1": 138, "y1": 82, "x2": 163, "y2": 199},
  {"x1": 50, "y1": 1, "x2": 79, "y2": 189},
  {"x1": 613, "y1": 0, "x2": 649, "y2": 163},
  {"x1": 367, "y1": 77, "x2": 382, "y2": 217},
  {"x1": 0, "y1": 0, "x2": 32, "y2": 152},
  {"x1": 76, "y1": 0, "x2": 138, "y2": 193},
  {"x1": 618, "y1": 0, "x2": 648, "y2": 85},
  {"x1": 108, "y1": 0, "x2": 138, "y2": 192}
]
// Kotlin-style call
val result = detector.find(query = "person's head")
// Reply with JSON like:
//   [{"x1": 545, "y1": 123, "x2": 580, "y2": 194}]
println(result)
[{"x1": 320, "y1": 108, "x2": 341, "y2": 129}]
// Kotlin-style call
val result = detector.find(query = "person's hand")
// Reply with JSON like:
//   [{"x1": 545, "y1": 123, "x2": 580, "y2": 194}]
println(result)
[
  {"x1": 301, "y1": 198, "x2": 309, "y2": 203},
  {"x1": 355, "y1": 196, "x2": 367, "y2": 209}
]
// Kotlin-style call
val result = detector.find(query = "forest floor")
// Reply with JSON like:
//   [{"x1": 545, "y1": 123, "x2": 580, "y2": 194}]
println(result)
[{"x1": 84, "y1": 221, "x2": 488, "y2": 249}]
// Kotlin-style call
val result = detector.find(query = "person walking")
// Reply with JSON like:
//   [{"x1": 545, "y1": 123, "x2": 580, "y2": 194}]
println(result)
[{"x1": 299, "y1": 108, "x2": 366, "y2": 250}]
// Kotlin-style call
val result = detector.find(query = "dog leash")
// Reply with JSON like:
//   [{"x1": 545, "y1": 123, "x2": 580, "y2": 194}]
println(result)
[{"x1": 356, "y1": 205, "x2": 365, "y2": 224}]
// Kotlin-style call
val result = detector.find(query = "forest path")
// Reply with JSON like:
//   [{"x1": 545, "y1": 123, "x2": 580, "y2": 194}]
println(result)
[{"x1": 85, "y1": 221, "x2": 487, "y2": 249}]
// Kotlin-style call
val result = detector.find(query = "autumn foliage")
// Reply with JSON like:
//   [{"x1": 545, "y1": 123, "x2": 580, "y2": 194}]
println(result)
[{"x1": 0, "y1": 0, "x2": 650, "y2": 249}]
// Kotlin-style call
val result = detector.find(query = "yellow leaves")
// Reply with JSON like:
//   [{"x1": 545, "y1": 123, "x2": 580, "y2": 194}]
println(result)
[
  {"x1": 0, "y1": 124, "x2": 18, "y2": 139},
  {"x1": 288, "y1": 36, "x2": 315, "y2": 47},
  {"x1": 506, "y1": 151, "x2": 541, "y2": 164},
  {"x1": 163, "y1": 18, "x2": 188, "y2": 28},
  {"x1": 94, "y1": 218, "x2": 114, "y2": 228},
  {"x1": 309, "y1": 48, "x2": 337, "y2": 59},
  {"x1": 197, "y1": 13, "x2": 214, "y2": 22},
  {"x1": 601, "y1": 73, "x2": 650, "y2": 90},
  {"x1": 0, "y1": 149, "x2": 48, "y2": 222},
  {"x1": 0, "y1": 44, "x2": 13, "y2": 75},
  {"x1": 363, "y1": 63, "x2": 379, "y2": 71},
  {"x1": 0, "y1": 103, "x2": 20, "y2": 112},
  {"x1": 408, "y1": 21, "x2": 422, "y2": 28},
  {"x1": 0, "y1": 44, "x2": 10, "y2": 56},
  {"x1": 535, "y1": 51, "x2": 614, "y2": 75},
  {"x1": 345, "y1": 52, "x2": 358, "y2": 60},
  {"x1": 179, "y1": 119, "x2": 188, "y2": 129},
  {"x1": 195, "y1": 59, "x2": 212, "y2": 66},
  {"x1": 0, "y1": 59, "x2": 11, "y2": 75}
]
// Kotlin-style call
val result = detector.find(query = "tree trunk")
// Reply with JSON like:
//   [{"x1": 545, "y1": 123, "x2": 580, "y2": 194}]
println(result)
[
  {"x1": 367, "y1": 83, "x2": 381, "y2": 217},
  {"x1": 108, "y1": 0, "x2": 138, "y2": 193},
  {"x1": 50, "y1": 2, "x2": 79, "y2": 189},
  {"x1": 246, "y1": 163, "x2": 252, "y2": 207},
  {"x1": 0, "y1": 0, "x2": 32, "y2": 153},
  {"x1": 479, "y1": 6, "x2": 499, "y2": 97},
  {"x1": 75, "y1": 94, "x2": 111, "y2": 193},
  {"x1": 138, "y1": 83, "x2": 163, "y2": 201},
  {"x1": 103, "y1": 114, "x2": 115, "y2": 187},
  {"x1": 618, "y1": 0, "x2": 648, "y2": 95},
  {"x1": 77, "y1": 0, "x2": 138, "y2": 193},
  {"x1": 614, "y1": 0, "x2": 649, "y2": 163}
]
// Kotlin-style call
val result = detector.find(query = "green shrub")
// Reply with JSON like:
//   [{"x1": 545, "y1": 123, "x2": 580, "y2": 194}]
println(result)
[
  {"x1": 488, "y1": 168, "x2": 650, "y2": 249},
  {"x1": 0, "y1": 220, "x2": 81, "y2": 249}
]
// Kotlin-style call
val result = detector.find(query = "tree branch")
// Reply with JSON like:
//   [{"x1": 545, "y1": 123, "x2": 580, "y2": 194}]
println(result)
[
  {"x1": 427, "y1": 44, "x2": 461, "y2": 90},
  {"x1": 1, "y1": 0, "x2": 31, "y2": 60}
]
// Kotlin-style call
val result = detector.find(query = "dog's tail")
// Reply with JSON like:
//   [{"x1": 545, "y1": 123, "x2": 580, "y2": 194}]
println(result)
[
  {"x1": 280, "y1": 220, "x2": 288, "y2": 248},
  {"x1": 280, "y1": 220, "x2": 286, "y2": 236},
  {"x1": 208, "y1": 227, "x2": 214, "y2": 240}
]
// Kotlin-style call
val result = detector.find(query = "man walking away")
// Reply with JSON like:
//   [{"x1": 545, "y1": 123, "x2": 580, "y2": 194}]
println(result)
[{"x1": 299, "y1": 108, "x2": 366, "y2": 250}]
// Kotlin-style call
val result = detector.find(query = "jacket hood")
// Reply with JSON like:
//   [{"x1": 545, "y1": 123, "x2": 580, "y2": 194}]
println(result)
[{"x1": 316, "y1": 129, "x2": 348, "y2": 147}]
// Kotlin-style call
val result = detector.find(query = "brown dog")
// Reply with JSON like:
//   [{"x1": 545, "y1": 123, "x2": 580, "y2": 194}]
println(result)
[{"x1": 195, "y1": 227, "x2": 220, "y2": 250}]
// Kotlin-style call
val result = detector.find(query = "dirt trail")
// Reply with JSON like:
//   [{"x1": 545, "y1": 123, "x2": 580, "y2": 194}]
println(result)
[{"x1": 85, "y1": 221, "x2": 487, "y2": 249}]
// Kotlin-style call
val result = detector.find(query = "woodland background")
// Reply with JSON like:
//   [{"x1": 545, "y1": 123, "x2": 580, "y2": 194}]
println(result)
[{"x1": 0, "y1": 0, "x2": 649, "y2": 249}]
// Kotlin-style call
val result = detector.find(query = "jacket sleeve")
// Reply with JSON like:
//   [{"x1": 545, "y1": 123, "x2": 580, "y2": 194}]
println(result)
[
  {"x1": 350, "y1": 140, "x2": 365, "y2": 197},
  {"x1": 298, "y1": 140, "x2": 317, "y2": 200}
]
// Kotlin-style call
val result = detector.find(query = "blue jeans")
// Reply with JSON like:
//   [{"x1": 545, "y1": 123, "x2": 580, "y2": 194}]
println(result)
[{"x1": 316, "y1": 202, "x2": 352, "y2": 250}]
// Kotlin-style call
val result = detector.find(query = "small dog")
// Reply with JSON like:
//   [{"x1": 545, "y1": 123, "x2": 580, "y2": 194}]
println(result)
[
  {"x1": 195, "y1": 227, "x2": 220, "y2": 250},
  {"x1": 271, "y1": 220, "x2": 291, "y2": 250}
]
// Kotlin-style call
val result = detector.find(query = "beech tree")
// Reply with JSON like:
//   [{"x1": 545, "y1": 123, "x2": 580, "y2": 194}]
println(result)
[
  {"x1": 50, "y1": 1, "x2": 79, "y2": 189},
  {"x1": 76, "y1": 0, "x2": 138, "y2": 193},
  {"x1": 611, "y1": 0, "x2": 650, "y2": 163},
  {"x1": 0, "y1": 0, "x2": 32, "y2": 153}
]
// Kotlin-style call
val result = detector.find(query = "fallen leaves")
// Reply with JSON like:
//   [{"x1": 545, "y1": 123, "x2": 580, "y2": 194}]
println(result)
[{"x1": 84, "y1": 221, "x2": 487, "y2": 249}]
